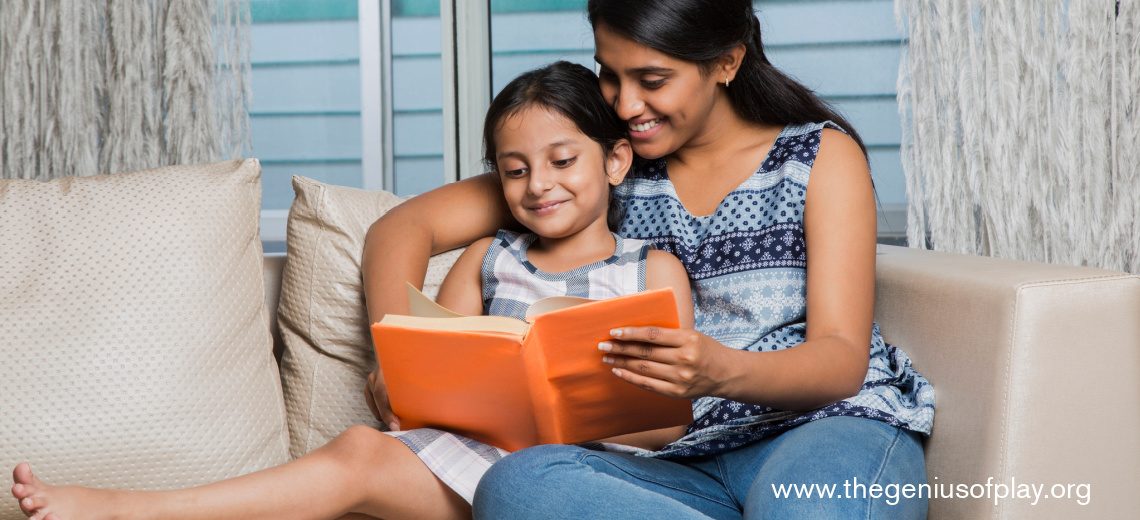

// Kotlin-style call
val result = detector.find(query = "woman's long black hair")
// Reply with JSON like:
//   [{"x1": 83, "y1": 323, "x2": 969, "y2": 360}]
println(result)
[
  {"x1": 482, "y1": 61, "x2": 629, "y2": 230},
  {"x1": 587, "y1": 0, "x2": 867, "y2": 158}
]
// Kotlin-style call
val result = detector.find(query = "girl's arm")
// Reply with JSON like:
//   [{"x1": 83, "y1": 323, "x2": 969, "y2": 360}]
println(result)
[
  {"x1": 645, "y1": 249, "x2": 694, "y2": 329},
  {"x1": 594, "y1": 249, "x2": 693, "y2": 450},
  {"x1": 433, "y1": 237, "x2": 496, "y2": 316},
  {"x1": 601, "y1": 129, "x2": 875, "y2": 411},
  {"x1": 362, "y1": 173, "x2": 515, "y2": 430}
]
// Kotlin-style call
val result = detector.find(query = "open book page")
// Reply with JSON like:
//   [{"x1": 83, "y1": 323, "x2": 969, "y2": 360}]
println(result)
[
  {"x1": 524, "y1": 295, "x2": 593, "y2": 318},
  {"x1": 378, "y1": 283, "x2": 531, "y2": 335},
  {"x1": 379, "y1": 283, "x2": 601, "y2": 336},
  {"x1": 407, "y1": 282, "x2": 465, "y2": 318}
]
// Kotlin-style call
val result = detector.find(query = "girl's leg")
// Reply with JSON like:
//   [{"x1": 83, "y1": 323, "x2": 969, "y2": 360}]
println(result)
[
  {"x1": 735, "y1": 417, "x2": 927, "y2": 520},
  {"x1": 472, "y1": 444, "x2": 733, "y2": 520},
  {"x1": 10, "y1": 426, "x2": 470, "y2": 520}
]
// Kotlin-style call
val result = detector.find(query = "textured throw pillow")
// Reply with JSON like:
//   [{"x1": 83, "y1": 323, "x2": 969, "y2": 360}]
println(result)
[
  {"x1": 0, "y1": 159, "x2": 290, "y2": 520},
  {"x1": 278, "y1": 176, "x2": 463, "y2": 458}
]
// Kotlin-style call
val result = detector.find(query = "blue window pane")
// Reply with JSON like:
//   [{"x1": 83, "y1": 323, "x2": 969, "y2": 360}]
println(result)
[
  {"x1": 490, "y1": 6, "x2": 593, "y2": 97},
  {"x1": 250, "y1": 3, "x2": 363, "y2": 218},
  {"x1": 391, "y1": 11, "x2": 445, "y2": 196}
]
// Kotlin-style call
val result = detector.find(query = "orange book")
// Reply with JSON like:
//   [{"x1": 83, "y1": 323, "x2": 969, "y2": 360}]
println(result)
[{"x1": 371, "y1": 284, "x2": 693, "y2": 452}]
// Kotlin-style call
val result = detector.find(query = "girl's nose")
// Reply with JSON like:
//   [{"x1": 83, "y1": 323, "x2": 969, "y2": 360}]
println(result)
[{"x1": 528, "y1": 167, "x2": 554, "y2": 195}]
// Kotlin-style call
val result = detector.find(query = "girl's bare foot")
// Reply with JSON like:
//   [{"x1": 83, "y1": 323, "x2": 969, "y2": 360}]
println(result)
[
  {"x1": 10, "y1": 462, "x2": 134, "y2": 520},
  {"x1": 9, "y1": 427, "x2": 469, "y2": 520}
]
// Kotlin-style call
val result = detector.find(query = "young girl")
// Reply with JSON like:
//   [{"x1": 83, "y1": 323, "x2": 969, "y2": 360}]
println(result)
[
  {"x1": 9, "y1": 62, "x2": 692, "y2": 520},
  {"x1": 361, "y1": 0, "x2": 936, "y2": 518},
  {"x1": 384, "y1": 60, "x2": 693, "y2": 503}
]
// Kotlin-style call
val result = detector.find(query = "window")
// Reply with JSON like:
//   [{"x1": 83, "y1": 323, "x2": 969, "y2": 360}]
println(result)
[
  {"x1": 250, "y1": 0, "x2": 907, "y2": 245},
  {"x1": 249, "y1": 0, "x2": 366, "y2": 246},
  {"x1": 390, "y1": 1, "x2": 446, "y2": 195},
  {"x1": 753, "y1": 0, "x2": 907, "y2": 242},
  {"x1": 489, "y1": 1, "x2": 592, "y2": 98}
]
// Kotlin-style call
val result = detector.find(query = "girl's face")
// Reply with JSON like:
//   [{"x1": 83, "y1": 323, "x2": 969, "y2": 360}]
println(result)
[
  {"x1": 593, "y1": 23, "x2": 726, "y2": 160},
  {"x1": 494, "y1": 106, "x2": 629, "y2": 240}
]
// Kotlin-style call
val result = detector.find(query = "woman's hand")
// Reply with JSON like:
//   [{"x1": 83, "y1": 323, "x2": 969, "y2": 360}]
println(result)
[
  {"x1": 364, "y1": 367, "x2": 401, "y2": 431},
  {"x1": 599, "y1": 326, "x2": 740, "y2": 400}
]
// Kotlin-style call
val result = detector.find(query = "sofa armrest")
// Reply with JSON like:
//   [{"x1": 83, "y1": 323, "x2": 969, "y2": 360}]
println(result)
[
  {"x1": 264, "y1": 253, "x2": 287, "y2": 360},
  {"x1": 874, "y1": 245, "x2": 1139, "y2": 519}
]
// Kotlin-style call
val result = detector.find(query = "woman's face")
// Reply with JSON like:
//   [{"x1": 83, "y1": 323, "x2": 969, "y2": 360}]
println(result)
[{"x1": 593, "y1": 23, "x2": 725, "y2": 160}]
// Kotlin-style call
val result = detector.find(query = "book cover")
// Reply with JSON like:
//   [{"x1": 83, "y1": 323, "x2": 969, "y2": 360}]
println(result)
[{"x1": 371, "y1": 284, "x2": 693, "y2": 452}]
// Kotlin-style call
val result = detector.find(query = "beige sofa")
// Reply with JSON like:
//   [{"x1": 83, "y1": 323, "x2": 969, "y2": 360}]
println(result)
[{"x1": 2, "y1": 162, "x2": 1138, "y2": 519}]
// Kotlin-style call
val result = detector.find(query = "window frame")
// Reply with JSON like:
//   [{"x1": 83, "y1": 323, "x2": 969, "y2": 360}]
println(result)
[
  {"x1": 358, "y1": 0, "x2": 490, "y2": 192},
  {"x1": 348, "y1": 1, "x2": 908, "y2": 243}
]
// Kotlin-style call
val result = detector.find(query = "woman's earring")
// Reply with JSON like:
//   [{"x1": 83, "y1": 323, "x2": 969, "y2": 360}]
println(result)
[{"x1": 725, "y1": 76, "x2": 730, "y2": 88}]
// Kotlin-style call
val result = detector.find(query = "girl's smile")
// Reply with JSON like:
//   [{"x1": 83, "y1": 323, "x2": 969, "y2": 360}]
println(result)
[{"x1": 528, "y1": 199, "x2": 568, "y2": 215}]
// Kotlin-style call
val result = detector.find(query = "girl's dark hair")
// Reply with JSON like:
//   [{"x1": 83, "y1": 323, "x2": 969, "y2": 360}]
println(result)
[
  {"x1": 483, "y1": 61, "x2": 629, "y2": 230},
  {"x1": 587, "y1": 0, "x2": 867, "y2": 157}
]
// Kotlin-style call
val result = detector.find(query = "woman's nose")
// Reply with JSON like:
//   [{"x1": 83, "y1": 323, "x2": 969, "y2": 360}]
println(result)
[{"x1": 613, "y1": 84, "x2": 644, "y2": 121}]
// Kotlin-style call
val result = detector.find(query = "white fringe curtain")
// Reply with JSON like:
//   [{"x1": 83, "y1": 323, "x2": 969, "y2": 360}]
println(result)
[
  {"x1": 897, "y1": 0, "x2": 1139, "y2": 273},
  {"x1": 0, "y1": 0, "x2": 251, "y2": 180}
]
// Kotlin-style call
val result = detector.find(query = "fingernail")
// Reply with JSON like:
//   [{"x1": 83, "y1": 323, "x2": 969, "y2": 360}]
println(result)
[
  {"x1": 598, "y1": 342, "x2": 612, "y2": 352},
  {"x1": 602, "y1": 355, "x2": 613, "y2": 364},
  {"x1": 612, "y1": 368, "x2": 623, "y2": 377},
  {"x1": 610, "y1": 329, "x2": 623, "y2": 338},
  {"x1": 389, "y1": 422, "x2": 399, "y2": 431}
]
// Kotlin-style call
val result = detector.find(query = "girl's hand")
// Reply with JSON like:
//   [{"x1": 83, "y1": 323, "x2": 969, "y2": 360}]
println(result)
[
  {"x1": 364, "y1": 367, "x2": 402, "y2": 431},
  {"x1": 600, "y1": 326, "x2": 739, "y2": 400}
]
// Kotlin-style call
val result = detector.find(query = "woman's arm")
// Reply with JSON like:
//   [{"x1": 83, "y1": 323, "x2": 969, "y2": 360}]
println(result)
[
  {"x1": 726, "y1": 127, "x2": 875, "y2": 406},
  {"x1": 362, "y1": 173, "x2": 514, "y2": 325},
  {"x1": 362, "y1": 173, "x2": 515, "y2": 429},
  {"x1": 601, "y1": 129, "x2": 875, "y2": 411}
]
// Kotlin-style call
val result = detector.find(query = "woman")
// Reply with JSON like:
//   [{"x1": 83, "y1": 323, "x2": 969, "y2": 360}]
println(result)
[{"x1": 363, "y1": 1, "x2": 934, "y2": 519}]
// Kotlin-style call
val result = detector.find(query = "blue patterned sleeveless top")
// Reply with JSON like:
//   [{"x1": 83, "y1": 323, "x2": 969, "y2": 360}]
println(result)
[
  {"x1": 481, "y1": 229, "x2": 653, "y2": 319},
  {"x1": 614, "y1": 122, "x2": 935, "y2": 459}
]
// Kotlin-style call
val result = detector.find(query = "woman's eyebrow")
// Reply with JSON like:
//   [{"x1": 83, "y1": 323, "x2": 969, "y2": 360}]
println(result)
[
  {"x1": 594, "y1": 57, "x2": 672, "y2": 76},
  {"x1": 630, "y1": 66, "x2": 672, "y2": 75}
]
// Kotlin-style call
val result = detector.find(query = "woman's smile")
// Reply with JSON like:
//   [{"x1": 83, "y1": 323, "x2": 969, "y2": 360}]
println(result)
[{"x1": 628, "y1": 118, "x2": 665, "y2": 140}]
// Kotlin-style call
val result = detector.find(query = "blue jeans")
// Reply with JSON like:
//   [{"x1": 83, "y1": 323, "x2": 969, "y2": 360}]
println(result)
[{"x1": 473, "y1": 416, "x2": 927, "y2": 519}]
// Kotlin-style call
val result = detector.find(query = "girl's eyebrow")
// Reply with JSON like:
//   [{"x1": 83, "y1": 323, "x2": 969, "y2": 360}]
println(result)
[
  {"x1": 497, "y1": 140, "x2": 579, "y2": 161},
  {"x1": 545, "y1": 139, "x2": 577, "y2": 150}
]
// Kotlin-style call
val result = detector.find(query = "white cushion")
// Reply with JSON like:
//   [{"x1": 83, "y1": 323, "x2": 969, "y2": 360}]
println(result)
[
  {"x1": 0, "y1": 159, "x2": 290, "y2": 520},
  {"x1": 278, "y1": 175, "x2": 462, "y2": 457}
]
